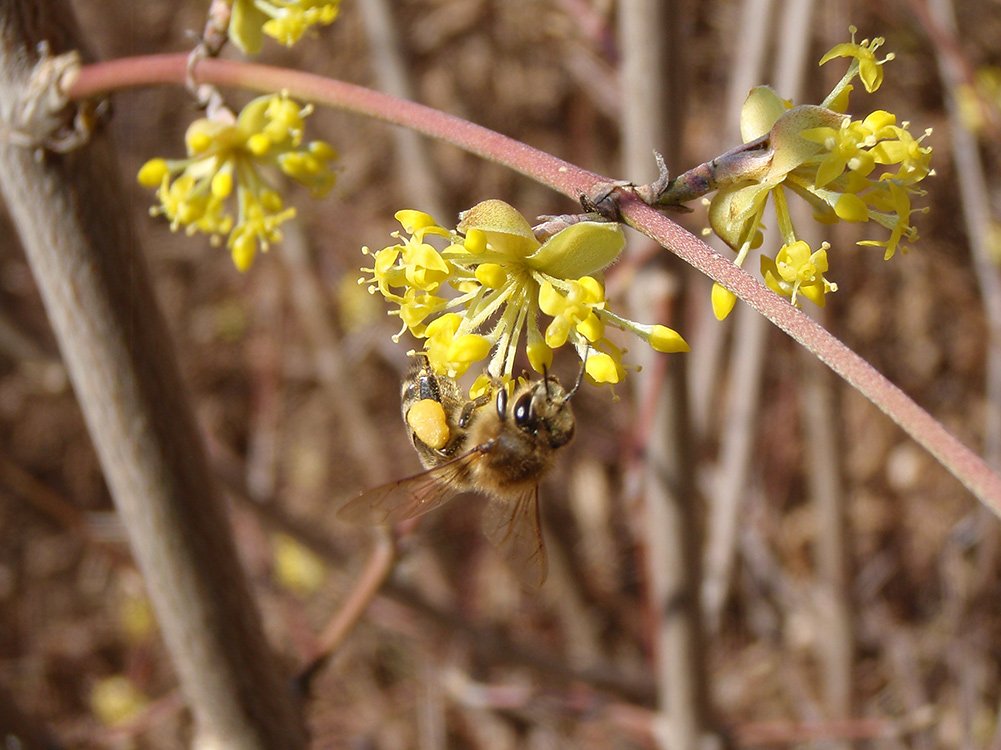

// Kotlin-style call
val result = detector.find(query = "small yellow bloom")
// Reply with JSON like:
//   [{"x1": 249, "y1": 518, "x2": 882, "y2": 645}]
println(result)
[
  {"x1": 138, "y1": 94, "x2": 336, "y2": 271},
  {"x1": 230, "y1": 0, "x2": 341, "y2": 54},
  {"x1": 137, "y1": 158, "x2": 169, "y2": 187},
  {"x1": 761, "y1": 241, "x2": 838, "y2": 307},
  {"x1": 871, "y1": 125, "x2": 934, "y2": 184},
  {"x1": 90, "y1": 676, "x2": 148, "y2": 727},
  {"x1": 819, "y1": 26, "x2": 893, "y2": 94},
  {"x1": 856, "y1": 181, "x2": 919, "y2": 260},
  {"x1": 646, "y1": 324, "x2": 691, "y2": 353},
  {"x1": 956, "y1": 67, "x2": 1001, "y2": 134},
  {"x1": 118, "y1": 590, "x2": 156, "y2": 644},
  {"x1": 475, "y1": 263, "x2": 507, "y2": 289},
  {"x1": 711, "y1": 284, "x2": 738, "y2": 321},
  {"x1": 272, "y1": 533, "x2": 327, "y2": 596},
  {"x1": 585, "y1": 351, "x2": 620, "y2": 384},
  {"x1": 539, "y1": 277, "x2": 605, "y2": 348},
  {"x1": 421, "y1": 314, "x2": 492, "y2": 378}
]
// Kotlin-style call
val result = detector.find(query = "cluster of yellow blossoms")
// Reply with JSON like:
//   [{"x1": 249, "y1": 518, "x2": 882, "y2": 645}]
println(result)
[
  {"x1": 138, "y1": 94, "x2": 336, "y2": 271},
  {"x1": 229, "y1": 0, "x2": 341, "y2": 54},
  {"x1": 705, "y1": 28, "x2": 933, "y2": 319},
  {"x1": 361, "y1": 200, "x2": 689, "y2": 390}
]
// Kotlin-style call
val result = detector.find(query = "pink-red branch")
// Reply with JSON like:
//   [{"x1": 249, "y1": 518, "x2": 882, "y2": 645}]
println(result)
[{"x1": 67, "y1": 54, "x2": 1001, "y2": 508}]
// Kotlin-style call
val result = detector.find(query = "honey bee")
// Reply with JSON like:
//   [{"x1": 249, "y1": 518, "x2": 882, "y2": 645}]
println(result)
[{"x1": 338, "y1": 356, "x2": 581, "y2": 588}]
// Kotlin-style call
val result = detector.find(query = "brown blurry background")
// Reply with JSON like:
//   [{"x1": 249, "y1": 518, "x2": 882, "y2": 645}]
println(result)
[{"x1": 2, "y1": 0, "x2": 1000, "y2": 747}]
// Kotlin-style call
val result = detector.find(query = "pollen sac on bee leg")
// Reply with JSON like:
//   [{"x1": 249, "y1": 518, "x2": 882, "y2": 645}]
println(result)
[{"x1": 407, "y1": 398, "x2": 450, "y2": 450}]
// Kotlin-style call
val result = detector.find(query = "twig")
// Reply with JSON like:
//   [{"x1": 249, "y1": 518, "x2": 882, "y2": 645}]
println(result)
[
  {"x1": 734, "y1": 714, "x2": 928, "y2": 746},
  {"x1": 922, "y1": 0, "x2": 1001, "y2": 469},
  {"x1": 695, "y1": 0, "x2": 772, "y2": 630},
  {"x1": 703, "y1": 0, "x2": 811, "y2": 637},
  {"x1": 703, "y1": 303, "x2": 768, "y2": 630},
  {"x1": 619, "y1": 2, "x2": 711, "y2": 748},
  {"x1": 245, "y1": 262, "x2": 284, "y2": 502},
  {"x1": 923, "y1": 0, "x2": 1001, "y2": 595},
  {"x1": 908, "y1": 0, "x2": 1001, "y2": 142},
  {"x1": 0, "y1": 454, "x2": 96, "y2": 542},
  {"x1": 279, "y1": 221, "x2": 389, "y2": 488},
  {"x1": 295, "y1": 528, "x2": 397, "y2": 696},
  {"x1": 789, "y1": 14, "x2": 853, "y2": 742},
  {"x1": 357, "y1": 0, "x2": 446, "y2": 220},
  {"x1": 687, "y1": 0, "x2": 772, "y2": 437},
  {"x1": 800, "y1": 348, "x2": 854, "y2": 723},
  {"x1": 0, "y1": 6, "x2": 306, "y2": 747}
]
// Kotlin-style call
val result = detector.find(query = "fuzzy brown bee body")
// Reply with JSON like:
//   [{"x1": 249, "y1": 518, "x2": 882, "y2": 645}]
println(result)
[{"x1": 340, "y1": 356, "x2": 578, "y2": 588}]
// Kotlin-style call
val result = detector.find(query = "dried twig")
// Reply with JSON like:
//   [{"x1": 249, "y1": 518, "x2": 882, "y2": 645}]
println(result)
[
  {"x1": 619, "y1": 1, "x2": 712, "y2": 748},
  {"x1": 295, "y1": 528, "x2": 397, "y2": 695},
  {"x1": 358, "y1": 0, "x2": 447, "y2": 220},
  {"x1": 0, "y1": 4, "x2": 305, "y2": 747}
]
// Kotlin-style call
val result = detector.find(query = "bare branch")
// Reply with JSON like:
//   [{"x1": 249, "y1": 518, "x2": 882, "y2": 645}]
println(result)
[{"x1": 0, "y1": 2, "x2": 305, "y2": 747}]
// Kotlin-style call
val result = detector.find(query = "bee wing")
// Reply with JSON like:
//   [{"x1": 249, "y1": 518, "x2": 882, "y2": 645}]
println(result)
[
  {"x1": 338, "y1": 448, "x2": 484, "y2": 525},
  {"x1": 481, "y1": 487, "x2": 548, "y2": 589}
]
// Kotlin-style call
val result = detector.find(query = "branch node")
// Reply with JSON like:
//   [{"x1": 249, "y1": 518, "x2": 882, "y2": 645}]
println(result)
[{"x1": 5, "y1": 42, "x2": 105, "y2": 154}]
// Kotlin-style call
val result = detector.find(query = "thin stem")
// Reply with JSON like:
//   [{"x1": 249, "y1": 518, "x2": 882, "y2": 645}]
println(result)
[
  {"x1": 3, "y1": 31, "x2": 305, "y2": 750},
  {"x1": 700, "y1": 0, "x2": 775, "y2": 634},
  {"x1": 69, "y1": 55, "x2": 604, "y2": 200},
  {"x1": 619, "y1": 1, "x2": 710, "y2": 748},
  {"x1": 65, "y1": 54, "x2": 1001, "y2": 509},
  {"x1": 358, "y1": 0, "x2": 446, "y2": 220},
  {"x1": 295, "y1": 528, "x2": 397, "y2": 695},
  {"x1": 923, "y1": 0, "x2": 1001, "y2": 472}
]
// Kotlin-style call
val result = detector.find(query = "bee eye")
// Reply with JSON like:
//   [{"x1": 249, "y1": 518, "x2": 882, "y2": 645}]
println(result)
[
  {"x1": 495, "y1": 387, "x2": 508, "y2": 420},
  {"x1": 513, "y1": 392, "x2": 535, "y2": 430}
]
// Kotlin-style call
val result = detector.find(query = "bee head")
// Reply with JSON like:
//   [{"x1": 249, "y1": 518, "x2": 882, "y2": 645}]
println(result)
[{"x1": 495, "y1": 375, "x2": 575, "y2": 449}]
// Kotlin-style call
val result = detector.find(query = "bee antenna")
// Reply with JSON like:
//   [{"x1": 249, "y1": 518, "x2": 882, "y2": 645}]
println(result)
[
  {"x1": 566, "y1": 347, "x2": 589, "y2": 400},
  {"x1": 542, "y1": 363, "x2": 552, "y2": 398}
]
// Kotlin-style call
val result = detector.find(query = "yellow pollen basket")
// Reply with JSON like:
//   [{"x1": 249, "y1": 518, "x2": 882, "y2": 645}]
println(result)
[{"x1": 407, "y1": 398, "x2": 450, "y2": 450}]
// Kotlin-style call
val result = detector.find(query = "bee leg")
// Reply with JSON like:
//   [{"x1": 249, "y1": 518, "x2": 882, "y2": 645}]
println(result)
[{"x1": 458, "y1": 392, "x2": 490, "y2": 428}]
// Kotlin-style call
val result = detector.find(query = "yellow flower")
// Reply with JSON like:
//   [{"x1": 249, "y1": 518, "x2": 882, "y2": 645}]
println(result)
[
  {"x1": 422, "y1": 313, "x2": 493, "y2": 379},
  {"x1": 819, "y1": 26, "x2": 894, "y2": 94},
  {"x1": 90, "y1": 676, "x2": 148, "y2": 727},
  {"x1": 361, "y1": 201, "x2": 688, "y2": 386},
  {"x1": 230, "y1": 0, "x2": 341, "y2": 54},
  {"x1": 870, "y1": 125, "x2": 934, "y2": 184},
  {"x1": 711, "y1": 283, "x2": 738, "y2": 321},
  {"x1": 272, "y1": 533, "x2": 326, "y2": 596},
  {"x1": 856, "y1": 181, "x2": 920, "y2": 260},
  {"x1": 138, "y1": 94, "x2": 337, "y2": 270},
  {"x1": 802, "y1": 110, "x2": 898, "y2": 188},
  {"x1": 761, "y1": 241, "x2": 838, "y2": 307}
]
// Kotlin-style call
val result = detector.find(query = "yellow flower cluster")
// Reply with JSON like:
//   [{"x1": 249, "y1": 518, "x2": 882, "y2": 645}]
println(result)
[
  {"x1": 230, "y1": 0, "x2": 341, "y2": 54},
  {"x1": 360, "y1": 200, "x2": 689, "y2": 388},
  {"x1": 138, "y1": 94, "x2": 336, "y2": 271},
  {"x1": 707, "y1": 27, "x2": 933, "y2": 319}
]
